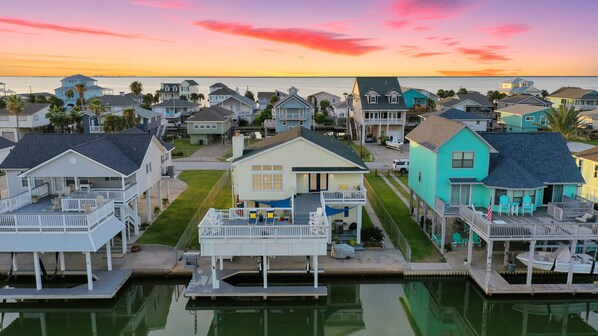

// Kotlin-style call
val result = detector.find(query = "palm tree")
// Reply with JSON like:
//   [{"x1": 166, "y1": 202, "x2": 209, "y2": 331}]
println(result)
[
  {"x1": 129, "y1": 81, "x2": 143, "y2": 96},
  {"x1": 123, "y1": 108, "x2": 137, "y2": 129},
  {"x1": 65, "y1": 89, "x2": 75, "y2": 106},
  {"x1": 541, "y1": 105, "x2": 582, "y2": 141},
  {"x1": 45, "y1": 105, "x2": 67, "y2": 133},
  {"x1": 189, "y1": 93, "x2": 199, "y2": 103},
  {"x1": 6, "y1": 95, "x2": 25, "y2": 141},
  {"x1": 73, "y1": 84, "x2": 87, "y2": 106},
  {"x1": 87, "y1": 98, "x2": 106, "y2": 116},
  {"x1": 198, "y1": 93, "x2": 205, "y2": 107},
  {"x1": 69, "y1": 108, "x2": 83, "y2": 132}
]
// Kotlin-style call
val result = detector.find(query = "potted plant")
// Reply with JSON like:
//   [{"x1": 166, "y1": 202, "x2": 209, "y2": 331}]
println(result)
[
  {"x1": 279, "y1": 214, "x2": 285, "y2": 221},
  {"x1": 31, "y1": 194, "x2": 39, "y2": 203},
  {"x1": 377, "y1": 131, "x2": 386, "y2": 145},
  {"x1": 153, "y1": 206, "x2": 161, "y2": 215}
]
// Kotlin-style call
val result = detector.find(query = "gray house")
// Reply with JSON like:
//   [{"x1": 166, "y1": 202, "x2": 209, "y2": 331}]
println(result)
[{"x1": 186, "y1": 106, "x2": 233, "y2": 145}]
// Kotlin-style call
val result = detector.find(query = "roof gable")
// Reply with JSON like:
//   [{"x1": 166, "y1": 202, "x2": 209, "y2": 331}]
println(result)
[
  {"x1": 354, "y1": 77, "x2": 407, "y2": 110},
  {"x1": 275, "y1": 94, "x2": 311, "y2": 109},
  {"x1": 496, "y1": 105, "x2": 550, "y2": 116},
  {"x1": 187, "y1": 106, "x2": 232, "y2": 122},
  {"x1": 407, "y1": 116, "x2": 495, "y2": 152}
]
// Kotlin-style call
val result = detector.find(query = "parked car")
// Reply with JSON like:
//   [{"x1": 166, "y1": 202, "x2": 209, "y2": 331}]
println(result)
[{"x1": 392, "y1": 159, "x2": 409, "y2": 173}]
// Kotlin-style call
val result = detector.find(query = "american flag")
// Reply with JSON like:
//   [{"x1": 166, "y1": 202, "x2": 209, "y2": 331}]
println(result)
[{"x1": 486, "y1": 199, "x2": 492, "y2": 221}]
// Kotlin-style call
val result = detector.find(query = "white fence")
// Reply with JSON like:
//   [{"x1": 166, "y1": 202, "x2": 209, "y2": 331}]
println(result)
[
  {"x1": 214, "y1": 207, "x2": 293, "y2": 221},
  {"x1": 200, "y1": 223, "x2": 328, "y2": 239},
  {"x1": 0, "y1": 183, "x2": 50, "y2": 214},
  {"x1": 90, "y1": 183, "x2": 138, "y2": 203},
  {"x1": 0, "y1": 199, "x2": 115, "y2": 232},
  {"x1": 321, "y1": 190, "x2": 366, "y2": 204},
  {"x1": 61, "y1": 198, "x2": 98, "y2": 212}
]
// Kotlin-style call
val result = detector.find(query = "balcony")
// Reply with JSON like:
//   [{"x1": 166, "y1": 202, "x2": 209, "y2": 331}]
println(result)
[
  {"x1": 0, "y1": 183, "x2": 49, "y2": 214},
  {"x1": 71, "y1": 183, "x2": 138, "y2": 203},
  {"x1": 264, "y1": 119, "x2": 276, "y2": 128},
  {"x1": 280, "y1": 113, "x2": 306, "y2": 120},
  {"x1": 89, "y1": 125, "x2": 102, "y2": 133},
  {"x1": 434, "y1": 197, "x2": 460, "y2": 217},
  {"x1": 321, "y1": 190, "x2": 367, "y2": 205},
  {"x1": 362, "y1": 117, "x2": 405, "y2": 125}
]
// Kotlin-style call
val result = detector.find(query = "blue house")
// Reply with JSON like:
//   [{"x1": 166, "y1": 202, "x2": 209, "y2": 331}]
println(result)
[
  {"x1": 496, "y1": 105, "x2": 550, "y2": 132},
  {"x1": 273, "y1": 87, "x2": 313, "y2": 133},
  {"x1": 54, "y1": 74, "x2": 112, "y2": 107},
  {"x1": 402, "y1": 88, "x2": 428, "y2": 109}
]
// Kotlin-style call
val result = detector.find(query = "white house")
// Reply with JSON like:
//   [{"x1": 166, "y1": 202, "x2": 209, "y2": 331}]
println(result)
[
  {"x1": 498, "y1": 77, "x2": 542, "y2": 96},
  {"x1": 152, "y1": 99, "x2": 200, "y2": 120},
  {"x1": 352, "y1": 77, "x2": 408, "y2": 143},
  {"x1": 0, "y1": 103, "x2": 51, "y2": 142},
  {"x1": 157, "y1": 80, "x2": 200, "y2": 102},
  {"x1": 197, "y1": 127, "x2": 368, "y2": 292},
  {"x1": 420, "y1": 108, "x2": 491, "y2": 132},
  {"x1": 310, "y1": 91, "x2": 342, "y2": 110},
  {"x1": 219, "y1": 94, "x2": 257, "y2": 123},
  {"x1": 438, "y1": 92, "x2": 494, "y2": 115},
  {"x1": 208, "y1": 83, "x2": 238, "y2": 105},
  {"x1": 0, "y1": 130, "x2": 173, "y2": 291},
  {"x1": 496, "y1": 94, "x2": 552, "y2": 109},
  {"x1": 257, "y1": 90, "x2": 288, "y2": 109}
]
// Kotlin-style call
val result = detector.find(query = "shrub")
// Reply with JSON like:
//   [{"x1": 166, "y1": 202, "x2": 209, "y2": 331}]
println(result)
[
  {"x1": 347, "y1": 239, "x2": 357, "y2": 247},
  {"x1": 361, "y1": 227, "x2": 384, "y2": 244},
  {"x1": 172, "y1": 150, "x2": 184, "y2": 157}
]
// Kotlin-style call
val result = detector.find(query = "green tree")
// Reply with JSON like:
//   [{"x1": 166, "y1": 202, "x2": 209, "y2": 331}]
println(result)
[
  {"x1": 179, "y1": 95, "x2": 188, "y2": 101},
  {"x1": 0, "y1": 99, "x2": 6, "y2": 110},
  {"x1": 189, "y1": 93, "x2": 200, "y2": 103},
  {"x1": 198, "y1": 93, "x2": 205, "y2": 107},
  {"x1": 319, "y1": 100, "x2": 330, "y2": 115},
  {"x1": 46, "y1": 105, "x2": 67, "y2": 133},
  {"x1": 541, "y1": 105, "x2": 582, "y2": 141},
  {"x1": 541, "y1": 90, "x2": 549, "y2": 98},
  {"x1": 73, "y1": 84, "x2": 87, "y2": 106},
  {"x1": 87, "y1": 98, "x2": 106, "y2": 116},
  {"x1": 436, "y1": 89, "x2": 446, "y2": 98},
  {"x1": 69, "y1": 108, "x2": 83, "y2": 132},
  {"x1": 48, "y1": 96, "x2": 64, "y2": 109},
  {"x1": 244, "y1": 90, "x2": 255, "y2": 101},
  {"x1": 27, "y1": 94, "x2": 36, "y2": 103},
  {"x1": 64, "y1": 90, "x2": 75, "y2": 105},
  {"x1": 6, "y1": 95, "x2": 25, "y2": 141},
  {"x1": 123, "y1": 108, "x2": 137, "y2": 129},
  {"x1": 35, "y1": 95, "x2": 48, "y2": 103},
  {"x1": 446, "y1": 90, "x2": 455, "y2": 97},
  {"x1": 103, "y1": 114, "x2": 116, "y2": 133},
  {"x1": 259, "y1": 108, "x2": 272, "y2": 122},
  {"x1": 129, "y1": 81, "x2": 143, "y2": 96},
  {"x1": 269, "y1": 95, "x2": 280, "y2": 105},
  {"x1": 314, "y1": 112, "x2": 326, "y2": 125},
  {"x1": 457, "y1": 87, "x2": 468, "y2": 94},
  {"x1": 153, "y1": 92, "x2": 160, "y2": 104},
  {"x1": 427, "y1": 99, "x2": 436, "y2": 110}
]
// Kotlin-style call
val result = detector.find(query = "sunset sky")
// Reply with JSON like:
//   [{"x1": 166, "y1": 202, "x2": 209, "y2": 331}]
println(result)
[{"x1": 1, "y1": 0, "x2": 597, "y2": 76}]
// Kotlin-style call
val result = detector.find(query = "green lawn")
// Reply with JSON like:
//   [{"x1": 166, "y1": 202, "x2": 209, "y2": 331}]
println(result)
[
  {"x1": 362, "y1": 210, "x2": 373, "y2": 230},
  {"x1": 171, "y1": 138, "x2": 203, "y2": 158},
  {"x1": 572, "y1": 138, "x2": 598, "y2": 146},
  {"x1": 350, "y1": 141, "x2": 373, "y2": 162},
  {"x1": 210, "y1": 179, "x2": 233, "y2": 209},
  {"x1": 137, "y1": 170, "x2": 224, "y2": 246},
  {"x1": 366, "y1": 174, "x2": 443, "y2": 262},
  {"x1": 387, "y1": 175, "x2": 410, "y2": 200}
]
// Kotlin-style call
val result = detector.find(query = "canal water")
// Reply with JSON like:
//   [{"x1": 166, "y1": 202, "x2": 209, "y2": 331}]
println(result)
[{"x1": 1, "y1": 278, "x2": 597, "y2": 335}]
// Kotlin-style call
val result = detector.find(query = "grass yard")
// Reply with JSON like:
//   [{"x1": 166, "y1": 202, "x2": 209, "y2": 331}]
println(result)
[
  {"x1": 387, "y1": 174, "x2": 410, "y2": 201},
  {"x1": 362, "y1": 210, "x2": 373, "y2": 230},
  {"x1": 366, "y1": 174, "x2": 443, "y2": 262},
  {"x1": 137, "y1": 170, "x2": 224, "y2": 246},
  {"x1": 210, "y1": 179, "x2": 233, "y2": 209},
  {"x1": 572, "y1": 138, "x2": 598, "y2": 147},
  {"x1": 171, "y1": 138, "x2": 203, "y2": 158},
  {"x1": 350, "y1": 141, "x2": 373, "y2": 162}
]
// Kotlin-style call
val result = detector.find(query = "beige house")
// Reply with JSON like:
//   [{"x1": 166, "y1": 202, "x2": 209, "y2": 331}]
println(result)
[{"x1": 231, "y1": 127, "x2": 368, "y2": 243}]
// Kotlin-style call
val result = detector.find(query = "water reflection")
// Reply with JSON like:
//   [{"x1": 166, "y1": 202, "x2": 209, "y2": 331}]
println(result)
[
  {"x1": 1, "y1": 280, "x2": 598, "y2": 335},
  {"x1": 403, "y1": 281, "x2": 598, "y2": 336}
]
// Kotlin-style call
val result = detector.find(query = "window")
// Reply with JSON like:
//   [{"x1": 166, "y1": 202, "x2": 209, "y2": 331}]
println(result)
[
  {"x1": 368, "y1": 95, "x2": 377, "y2": 104},
  {"x1": 390, "y1": 95, "x2": 398, "y2": 103},
  {"x1": 450, "y1": 184, "x2": 471, "y2": 205},
  {"x1": 418, "y1": 172, "x2": 421, "y2": 182},
  {"x1": 451, "y1": 152, "x2": 474, "y2": 168},
  {"x1": 494, "y1": 189, "x2": 507, "y2": 205},
  {"x1": 540, "y1": 116, "x2": 547, "y2": 125},
  {"x1": 21, "y1": 177, "x2": 28, "y2": 188},
  {"x1": 146, "y1": 162, "x2": 152, "y2": 174},
  {"x1": 594, "y1": 164, "x2": 598, "y2": 178},
  {"x1": 34, "y1": 115, "x2": 39, "y2": 121},
  {"x1": 344, "y1": 207, "x2": 350, "y2": 217},
  {"x1": 525, "y1": 116, "x2": 535, "y2": 122},
  {"x1": 251, "y1": 165, "x2": 283, "y2": 190},
  {"x1": 194, "y1": 124, "x2": 199, "y2": 129},
  {"x1": 18, "y1": 116, "x2": 27, "y2": 121},
  {"x1": 577, "y1": 159, "x2": 583, "y2": 172}
]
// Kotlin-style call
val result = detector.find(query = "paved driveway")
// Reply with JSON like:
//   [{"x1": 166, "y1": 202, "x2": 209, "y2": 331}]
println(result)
[
  {"x1": 364, "y1": 143, "x2": 410, "y2": 170},
  {"x1": 175, "y1": 143, "x2": 230, "y2": 162}
]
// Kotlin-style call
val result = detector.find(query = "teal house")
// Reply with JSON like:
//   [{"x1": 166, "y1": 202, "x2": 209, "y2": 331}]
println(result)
[
  {"x1": 402, "y1": 88, "x2": 428, "y2": 109},
  {"x1": 496, "y1": 105, "x2": 550, "y2": 132},
  {"x1": 406, "y1": 116, "x2": 584, "y2": 250}
]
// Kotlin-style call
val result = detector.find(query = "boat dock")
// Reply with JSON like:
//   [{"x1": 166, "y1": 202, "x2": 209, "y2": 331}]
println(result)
[
  {"x1": 469, "y1": 268, "x2": 598, "y2": 295},
  {"x1": 0, "y1": 269, "x2": 132, "y2": 300},
  {"x1": 184, "y1": 269, "x2": 327, "y2": 299}
]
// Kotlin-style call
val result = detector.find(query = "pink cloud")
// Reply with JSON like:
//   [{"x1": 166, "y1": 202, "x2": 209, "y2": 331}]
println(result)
[
  {"x1": 426, "y1": 35, "x2": 459, "y2": 47},
  {"x1": 412, "y1": 52, "x2": 447, "y2": 57},
  {"x1": 391, "y1": 0, "x2": 472, "y2": 20},
  {"x1": 400, "y1": 45, "x2": 447, "y2": 58},
  {"x1": 479, "y1": 23, "x2": 530, "y2": 38},
  {"x1": 0, "y1": 16, "x2": 158, "y2": 40},
  {"x1": 457, "y1": 46, "x2": 510, "y2": 61},
  {"x1": 130, "y1": 0, "x2": 187, "y2": 9},
  {"x1": 437, "y1": 68, "x2": 512, "y2": 76},
  {"x1": 385, "y1": 20, "x2": 432, "y2": 31},
  {"x1": 192, "y1": 20, "x2": 383, "y2": 56}
]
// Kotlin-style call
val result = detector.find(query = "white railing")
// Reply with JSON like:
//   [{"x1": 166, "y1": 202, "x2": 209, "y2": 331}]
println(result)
[
  {"x1": 459, "y1": 205, "x2": 598, "y2": 241},
  {"x1": 200, "y1": 223, "x2": 328, "y2": 239},
  {"x1": 434, "y1": 197, "x2": 460, "y2": 216},
  {"x1": 89, "y1": 125, "x2": 102, "y2": 133},
  {"x1": 321, "y1": 190, "x2": 367, "y2": 204},
  {"x1": 92, "y1": 183, "x2": 138, "y2": 202},
  {"x1": 0, "y1": 183, "x2": 50, "y2": 214},
  {"x1": 547, "y1": 200, "x2": 593, "y2": 221},
  {"x1": 214, "y1": 207, "x2": 293, "y2": 221},
  {"x1": 363, "y1": 117, "x2": 405, "y2": 124},
  {"x1": 0, "y1": 200, "x2": 115, "y2": 233},
  {"x1": 264, "y1": 119, "x2": 276, "y2": 128},
  {"x1": 61, "y1": 198, "x2": 97, "y2": 212}
]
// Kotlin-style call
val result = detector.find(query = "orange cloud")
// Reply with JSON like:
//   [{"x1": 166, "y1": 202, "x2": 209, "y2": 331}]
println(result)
[
  {"x1": 457, "y1": 46, "x2": 510, "y2": 61},
  {"x1": 192, "y1": 20, "x2": 382, "y2": 56},
  {"x1": 130, "y1": 0, "x2": 187, "y2": 9},
  {"x1": 437, "y1": 68, "x2": 511, "y2": 76},
  {"x1": 0, "y1": 16, "x2": 158, "y2": 40},
  {"x1": 385, "y1": 20, "x2": 432, "y2": 31},
  {"x1": 392, "y1": 0, "x2": 472, "y2": 20},
  {"x1": 479, "y1": 23, "x2": 530, "y2": 38},
  {"x1": 412, "y1": 52, "x2": 447, "y2": 57}
]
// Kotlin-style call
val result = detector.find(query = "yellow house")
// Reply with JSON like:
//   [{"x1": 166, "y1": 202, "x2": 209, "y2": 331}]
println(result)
[
  {"x1": 574, "y1": 146, "x2": 598, "y2": 202},
  {"x1": 231, "y1": 127, "x2": 369, "y2": 242}
]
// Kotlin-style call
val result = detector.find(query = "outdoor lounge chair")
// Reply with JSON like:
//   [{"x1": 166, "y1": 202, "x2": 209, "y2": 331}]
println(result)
[
  {"x1": 248, "y1": 210, "x2": 258, "y2": 225},
  {"x1": 472, "y1": 233, "x2": 482, "y2": 247},
  {"x1": 452, "y1": 232, "x2": 465, "y2": 247},
  {"x1": 498, "y1": 195, "x2": 510, "y2": 215},
  {"x1": 575, "y1": 212, "x2": 593, "y2": 222},
  {"x1": 265, "y1": 210, "x2": 275, "y2": 225},
  {"x1": 521, "y1": 196, "x2": 534, "y2": 216}
]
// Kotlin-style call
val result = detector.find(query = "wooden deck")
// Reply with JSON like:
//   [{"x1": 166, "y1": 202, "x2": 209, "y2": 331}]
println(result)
[
  {"x1": 184, "y1": 269, "x2": 327, "y2": 299},
  {"x1": 469, "y1": 268, "x2": 598, "y2": 295},
  {"x1": 0, "y1": 269, "x2": 132, "y2": 300}
]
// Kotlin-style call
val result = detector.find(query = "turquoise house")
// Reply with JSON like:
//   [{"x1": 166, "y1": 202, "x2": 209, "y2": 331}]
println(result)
[
  {"x1": 407, "y1": 116, "x2": 584, "y2": 250},
  {"x1": 496, "y1": 105, "x2": 550, "y2": 132},
  {"x1": 403, "y1": 88, "x2": 428, "y2": 109}
]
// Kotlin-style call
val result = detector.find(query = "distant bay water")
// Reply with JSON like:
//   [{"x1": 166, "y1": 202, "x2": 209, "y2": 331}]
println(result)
[{"x1": 1, "y1": 76, "x2": 597, "y2": 98}]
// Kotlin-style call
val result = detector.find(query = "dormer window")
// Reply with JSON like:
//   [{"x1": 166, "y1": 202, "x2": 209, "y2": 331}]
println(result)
[
  {"x1": 165, "y1": 86, "x2": 170, "y2": 92},
  {"x1": 368, "y1": 95, "x2": 377, "y2": 104},
  {"x1": 386, "y1": 91, "x2": 400, "y2": 104},
  {"x1": 173, "y1": 86, "x2": 178, "y2": 92},
  {"x1": 390, "y1": 95, "x2": 398, "y2": 103}
]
